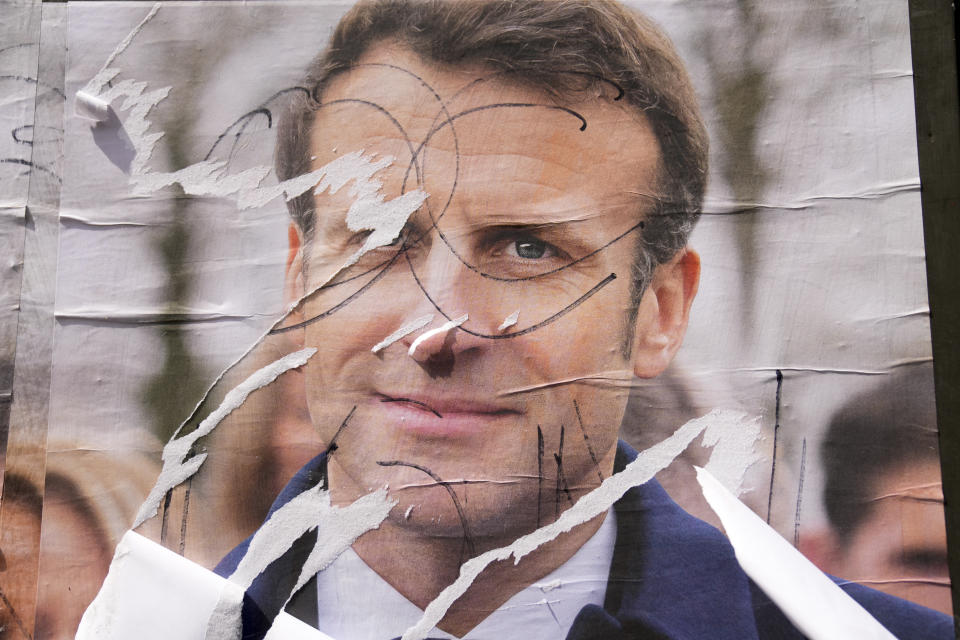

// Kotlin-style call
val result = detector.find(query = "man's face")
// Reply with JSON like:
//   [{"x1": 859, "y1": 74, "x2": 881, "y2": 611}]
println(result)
[{"x1": 290, "y1": 43, "x2": 697, "y2": 546}]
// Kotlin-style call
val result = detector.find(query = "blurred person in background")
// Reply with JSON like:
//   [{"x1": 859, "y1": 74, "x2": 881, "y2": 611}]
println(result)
[{"x1": 803, "y1": 363, "x2": 952, "y2": 616}]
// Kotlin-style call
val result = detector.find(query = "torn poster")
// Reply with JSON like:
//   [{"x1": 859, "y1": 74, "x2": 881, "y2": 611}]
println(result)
[{"x1": 0, "y1": 1, "x2": 953, "y2": 639}]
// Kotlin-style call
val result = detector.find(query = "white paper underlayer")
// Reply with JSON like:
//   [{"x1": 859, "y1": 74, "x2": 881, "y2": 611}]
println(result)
[
  {"x1": 77, "y1": 531, "x2": 333, "y2": 640},
  {"x1": 695, "y1": 467, "x2": 897, "y2": 640}
]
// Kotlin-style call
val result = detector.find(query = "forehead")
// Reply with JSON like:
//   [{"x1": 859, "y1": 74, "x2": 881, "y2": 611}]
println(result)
[{"x1": 309, "y1": 43, "x2": 662, "y2": 221}]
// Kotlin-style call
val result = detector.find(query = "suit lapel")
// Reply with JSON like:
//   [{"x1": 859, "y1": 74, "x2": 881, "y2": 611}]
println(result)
[
  {"x1": 592, "y1": 443, "x2": 760, "y2": 640},
  {"x1": 215, "y1": 452, "x2": 328, "y2": 638}
]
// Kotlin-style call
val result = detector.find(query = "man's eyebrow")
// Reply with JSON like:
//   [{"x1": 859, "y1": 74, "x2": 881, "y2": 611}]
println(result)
[
  {"x1": 479, "y1": 219, "x2": 592, "y2": 231},
  {"x1": 453, "y1": 208, "x2": 611, "y2": 230}
]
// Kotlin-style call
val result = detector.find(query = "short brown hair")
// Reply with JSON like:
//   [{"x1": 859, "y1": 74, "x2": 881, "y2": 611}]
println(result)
[{"x1": 277, "y1": 0, "x2": 708, "y2": 297}]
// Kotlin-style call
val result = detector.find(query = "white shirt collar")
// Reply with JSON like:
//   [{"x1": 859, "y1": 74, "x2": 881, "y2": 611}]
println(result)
[{"x1": 315, "y1": 508, "x2": 617, "y2": 640}]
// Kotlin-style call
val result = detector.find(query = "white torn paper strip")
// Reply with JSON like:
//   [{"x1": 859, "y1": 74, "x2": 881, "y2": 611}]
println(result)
[
  {"x1": 695, "y1": 466, "x2": 897, "y2": 640},
  {"x1": 408, "y1": 314, "x2": 468, "y2": 358},
  {"x1": 373, "y1": 314, "x2": 434, "y2": 353},
  {"x1": 133, "y1": 348, "x2": 317, "y2": 527},
  {"x1": 76, "y1": 531, "x2": 333, "y2": 640},
  {"x1": 78, "y1": 3, "x2": 167, "y2": 176},
  {"x1": 498, "y1": 310, "x2": 519, "y2": 331},
  {"x1": 284, "y1": 488, "x2": 395, "y2": 604},
  {"x1": 81, "y1": 5, "x2": 428, "y2": 235},
  {"x1": 228, "y1": 487, "x2": 393, "y2": 594},
  {"x1": 205, "y1": 486, "x2": 394, "y2": 640}
]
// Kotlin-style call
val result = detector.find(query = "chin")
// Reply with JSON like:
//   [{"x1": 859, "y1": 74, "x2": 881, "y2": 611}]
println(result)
[{"x1": 386, "y1": 479, "x2": 542, "y2": 545}]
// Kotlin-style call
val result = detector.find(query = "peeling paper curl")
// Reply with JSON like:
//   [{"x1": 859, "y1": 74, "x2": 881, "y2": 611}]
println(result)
[{"x1": 75, "y1": 90, "x2": 112, "y2": 121}]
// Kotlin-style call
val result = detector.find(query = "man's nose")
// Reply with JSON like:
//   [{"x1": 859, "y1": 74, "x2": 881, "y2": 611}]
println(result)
[
  {"x1": 394, "y1": 242, "x2": 489, "y2": 372},
  {"x1": 405, "y1": 313, "x2": 469, "y2": 364}
]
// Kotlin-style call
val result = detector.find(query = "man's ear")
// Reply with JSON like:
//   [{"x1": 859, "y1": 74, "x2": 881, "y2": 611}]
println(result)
[
  {"x1": 630, "y1": 248, "x2": 700, "y2": 378},
  {"x1": 284, "y1": 223, "x2": 306, "y2": 305}
]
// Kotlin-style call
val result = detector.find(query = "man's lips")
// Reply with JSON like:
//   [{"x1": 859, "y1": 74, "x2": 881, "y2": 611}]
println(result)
[
  {"x1": 374, "y1": 393, "x2": 521, "y2": 436},
  {"x1": 379, "y1": 396, "x2": 444, "y2": 417},
  {"x1": 376, "y1": 393, "x2": 520, "y2": 417}
]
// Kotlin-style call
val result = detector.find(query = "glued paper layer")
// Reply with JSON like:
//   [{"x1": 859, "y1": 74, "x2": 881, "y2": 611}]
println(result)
[{"x1": 77, "y1": 532, "x2": 333, "y2": 640}]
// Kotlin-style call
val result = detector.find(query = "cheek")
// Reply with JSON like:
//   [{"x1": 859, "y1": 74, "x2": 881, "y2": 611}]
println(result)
[
  {"x1": 300, "y1": 336, "x2": 373, "y2": 438},
  {"x1": 301, "y1": 284, "x2": 400, "y2": 382},
  {"x1": 529, "y1": 276, "x2": 635, "y2": 374},
  {"x1": 527, "y1": 318, "x2": 632, "y2": 382},
  {"x1": 570, "y1": 391, "x2": 626, "y2": 459}
]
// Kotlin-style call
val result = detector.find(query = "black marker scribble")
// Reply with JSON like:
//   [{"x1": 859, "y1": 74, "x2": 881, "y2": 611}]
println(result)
[
  {"x1": 1, "y1": 157, "x2": 62, "y2": 182},
  {"x1": 412, "y1": 69, "x2": 625, "y2": 124},
  {"x1": 537, "y1": 425, "x2": 544, "y2": 528},
  {"x1": 316, "y1": 97, "x2": 421, "y2": 177},
  {"x1": 408, "y1": 101, "x2": 592, "y2": 279},
  {"x1": 1, "y1": 59, "x2": 66, "y2": 187},
  {"x1": 355, "y1": 63, "x2": 462, "y2": 222},
  {"x1": 324, "y1": 71, "x2": 640, "y2": 291},
  {"x1": 544, "y1": 598, "x2": 563, "y2": 628},
  {"x1": 573, "y1": 399, "x2": 604, "y2": 482},
  {"x1": 12, "y1": 125, "x2": 32, "y2": 145},
  {"x1": 433, "y1": 102, "x2": 586, "y2": 134},
  {"x1": 376, "y1": 460, "x2": 476, "y2": 559},
  {"x1": 409, "y1": 218, "x2": 645, "y2": 284},
  {"x1": 0, "y1": 43, "x2": 37, "y2": 57},
  {"x1": 0, "y1": 586, "x2": 30, "y2": 640},
  {"x1": 393, "y1": 478, "x2": 512, "y2": 489},
  {"x1": 0, "y1": 74, "x2": 66, "y2": 99},
  {"x1": 793, "y1": 437, "x2": 806, "y2": 548},
  {"x1": 391, "y1": 72, "x2": 597, "y2": 261},
  {"x1": 160, "y1": 487, "x2": 174, "y2": 547},
  {"x1": 270, "y1": 245, "x2": 404, "y2": 334},
  {"x1": 325, "y1": 405, "x2": 358, "y2": 454},
  {"x1": 179, "y1": 476, "x2": 192, "y2": 555},
  {"x1": 10, "y1": 124, "x2": 61, "y2": 146},
  {"x1": 553, "y1": 422, "x2": 573, "y2": 517},
  {"x1": 204, "y1": 87, "x2": 311, "y2": 162},
  {"x1": 406, "y1": 262, "x2": 618, "y2": 339},
  {"x1": 380, "y1": 397, "x2": 443, "y2": 418},
  {"x1": 766, "y1": 368, "x2": 784, "y2": 524},
  {"x1": 207, "y1": 107, "x2": 271, "y2": 161}
]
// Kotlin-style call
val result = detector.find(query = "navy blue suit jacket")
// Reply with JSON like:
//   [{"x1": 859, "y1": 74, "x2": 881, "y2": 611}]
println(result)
[{"x1": 216, "y1": 442, "x2": 953, "y2": 639}]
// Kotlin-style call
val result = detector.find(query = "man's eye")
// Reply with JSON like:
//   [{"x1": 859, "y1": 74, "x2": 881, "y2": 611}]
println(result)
[{"x1": 508, "y1": 238, "x2": 554, "y2": 260}]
